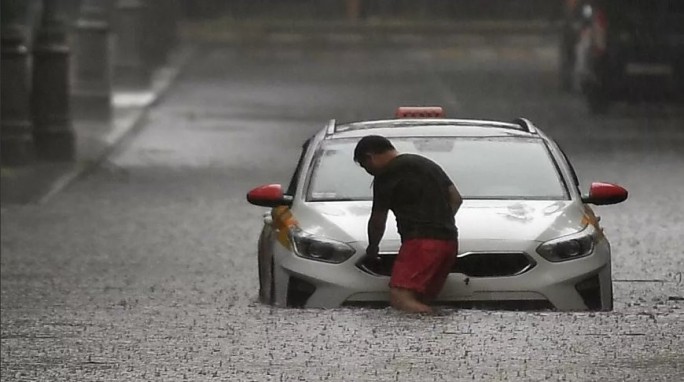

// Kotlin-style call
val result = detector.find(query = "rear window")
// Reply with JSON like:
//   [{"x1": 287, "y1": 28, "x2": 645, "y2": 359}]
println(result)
[{"x1": 306, "y1": 137, "x2": 569, "y2": 202}]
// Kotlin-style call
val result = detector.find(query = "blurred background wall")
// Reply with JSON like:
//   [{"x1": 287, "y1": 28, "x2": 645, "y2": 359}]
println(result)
[{"x1": 180, "y1": 0, "x2": 562, "y2": 22}]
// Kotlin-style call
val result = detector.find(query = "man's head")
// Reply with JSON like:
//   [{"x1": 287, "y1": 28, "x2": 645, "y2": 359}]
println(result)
[{"x1": 353, "y1": 135, "x2": 398, "y2": 176}]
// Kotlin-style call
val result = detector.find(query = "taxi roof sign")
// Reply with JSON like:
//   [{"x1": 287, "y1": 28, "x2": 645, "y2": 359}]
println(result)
[{"x1": 395, "y1": 106, "x2": 445, "y2": 119}]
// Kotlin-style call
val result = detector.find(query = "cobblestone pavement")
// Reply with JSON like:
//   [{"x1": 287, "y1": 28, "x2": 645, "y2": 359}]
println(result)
[{"x1": 2, "y1": 35, "x2": 683, "y2": 381}]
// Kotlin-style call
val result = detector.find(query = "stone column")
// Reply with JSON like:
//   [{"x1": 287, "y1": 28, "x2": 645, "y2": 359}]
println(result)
[
  {"x1": 143, "y1": 0, "x2": 169, "y2": 68},
  {"x1": 32, "y1": 0, "x2": 76, "y2": 161},
  {"x1": 113, "y1": 0, "x2": 151, "y2": 90},
  {"x1": 1, "y1": 0, "x2": 35, "y2": 165},
  {"x1": 72, "y1": 0, "x2": 113, "y2": 120},
  {"x1": 167, "y1": 0, "x2": 181, "y2": 51}
]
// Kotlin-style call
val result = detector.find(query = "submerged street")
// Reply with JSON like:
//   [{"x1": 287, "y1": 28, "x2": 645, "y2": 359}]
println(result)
[{"x1": 2, "y1": 32, "x2": 683, "y2": 381}]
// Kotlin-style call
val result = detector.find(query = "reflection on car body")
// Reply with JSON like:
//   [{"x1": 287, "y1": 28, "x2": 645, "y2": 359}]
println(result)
[{"x1": 247, "y1": 107, "x2": 628, "y2": 311}]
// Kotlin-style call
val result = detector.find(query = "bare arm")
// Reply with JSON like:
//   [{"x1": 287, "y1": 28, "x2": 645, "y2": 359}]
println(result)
[
  {"x1": 367, "y1": 208, "x2": 388, "y2": 254},
  {"x1": 448, "y1": 185, "x2": 463, "y2": 216}
]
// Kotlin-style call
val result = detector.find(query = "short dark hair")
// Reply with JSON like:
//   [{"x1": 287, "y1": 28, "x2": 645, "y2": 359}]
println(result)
[{"x1": 353, "y1": 135, "x2": 395, "y2": 163}]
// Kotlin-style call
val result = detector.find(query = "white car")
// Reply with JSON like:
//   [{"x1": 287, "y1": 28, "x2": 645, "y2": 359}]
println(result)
[{"x1": 247, "y1": 107, "x2": 628, "y2": 311}]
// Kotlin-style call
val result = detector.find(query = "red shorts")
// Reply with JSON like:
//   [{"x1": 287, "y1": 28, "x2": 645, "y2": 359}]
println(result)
[{"x1": 389, "y1": 238, "x2": 458, "y2": 299}]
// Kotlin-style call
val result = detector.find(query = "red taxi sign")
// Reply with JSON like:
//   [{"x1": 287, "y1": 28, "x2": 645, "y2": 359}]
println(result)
[{"x1": 395, "y1": 106, "x2": 445, "y2": 119}]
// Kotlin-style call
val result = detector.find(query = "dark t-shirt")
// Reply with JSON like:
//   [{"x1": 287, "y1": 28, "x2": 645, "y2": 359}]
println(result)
[{"x1": 373, "y1": 154, "x2": 458, "y2": 242}]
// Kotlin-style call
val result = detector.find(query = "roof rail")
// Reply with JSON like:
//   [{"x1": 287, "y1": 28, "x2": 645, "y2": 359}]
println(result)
[
  {"x1": 325, "y1": 119, "x2": 336, "y2": 136},
  {"x1": 329, "y1": 118, "x2": 538, "y2": 136},
  {"x1": 512, "y1": 117, "x2": 537, "y2": 134}
]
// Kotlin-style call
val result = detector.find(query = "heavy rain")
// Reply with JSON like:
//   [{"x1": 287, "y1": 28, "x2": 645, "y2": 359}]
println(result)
[{"x1": 1, "y1": 0, "x2": 683, "y2": 381}]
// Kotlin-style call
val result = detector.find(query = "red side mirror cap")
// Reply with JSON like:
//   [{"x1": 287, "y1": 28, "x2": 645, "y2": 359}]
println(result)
[
  {"x1": 582, "y1": 182, "x2": 628, "y2": 205},
  {"x1": 246, "y1": 184, "x2": 292, "y2": 207}
]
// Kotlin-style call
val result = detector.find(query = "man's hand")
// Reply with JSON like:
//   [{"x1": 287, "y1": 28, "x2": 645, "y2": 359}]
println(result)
[
  {"x1": 365, "y1": 208, "x2": 387, "y2": 268},
  {"x1": 363, "y1": 244, "x2": 380, "y2": 265}
]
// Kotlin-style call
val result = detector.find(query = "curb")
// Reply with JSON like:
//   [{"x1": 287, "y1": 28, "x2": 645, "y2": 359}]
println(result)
[
  {"x1": 39, "y1": 45, "x2": 196, "y2": 204},
  {"x1": 1, "y1": 45, "x2": 195, "y2": 208},
  {"x1": 43, "y1": 44, "x2": 197, "y2": 202}
]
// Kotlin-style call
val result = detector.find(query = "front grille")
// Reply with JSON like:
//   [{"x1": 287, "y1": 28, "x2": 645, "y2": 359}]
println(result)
[
  {"x1": 359, "y1": 252, "x2": 535, "y2": 277},
  {"x1": 457, "y1": 252, "x2": 535, "y2": 277}
]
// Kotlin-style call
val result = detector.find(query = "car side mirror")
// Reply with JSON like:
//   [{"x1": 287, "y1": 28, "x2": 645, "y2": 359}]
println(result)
[
  {"x1": 247, "y1": 184, "x2": 293, "y2": 207},
  {"x1": 581, "y1": 182, "x2": 628, "y2": 205}
]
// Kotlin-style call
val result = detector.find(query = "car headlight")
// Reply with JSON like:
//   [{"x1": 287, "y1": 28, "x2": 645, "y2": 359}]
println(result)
[
  {"x1": 289, "y1": 228, "x2": 356, "y2": 264},
  {"x1": 536, "y1": 225, "x2": 597, "y2": 262}
]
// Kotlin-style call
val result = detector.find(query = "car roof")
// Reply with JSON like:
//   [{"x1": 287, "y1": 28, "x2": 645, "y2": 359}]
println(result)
[{"x1": 326, "y1": 119, "x2": 542, "y2": 139}]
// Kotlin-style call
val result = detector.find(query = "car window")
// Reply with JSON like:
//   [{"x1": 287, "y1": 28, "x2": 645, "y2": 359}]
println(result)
[
  {"x1": 556, "y1": 144, "x2": 580, "y2": 188},
  {"x1": 306, "y1": 137, "x2": 569, "y2": 201},
  {"x1": 286, "y1": 138, "x2": 311, "y2": 196}
]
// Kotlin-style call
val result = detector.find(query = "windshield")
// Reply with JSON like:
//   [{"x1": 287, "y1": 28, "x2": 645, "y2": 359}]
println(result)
[{"x1": 306, "y1": 137, "x2": 569, "y2": 201}]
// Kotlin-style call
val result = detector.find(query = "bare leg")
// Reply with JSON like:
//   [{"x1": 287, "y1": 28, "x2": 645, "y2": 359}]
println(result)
[{"x1": 390, "y1": 288, "x2": 432, "y2": 314}]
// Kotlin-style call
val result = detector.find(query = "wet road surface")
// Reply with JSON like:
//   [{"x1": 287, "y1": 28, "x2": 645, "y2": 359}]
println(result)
[{"x1": 2, "y1": 34, "x2": 683, "y2": 381}]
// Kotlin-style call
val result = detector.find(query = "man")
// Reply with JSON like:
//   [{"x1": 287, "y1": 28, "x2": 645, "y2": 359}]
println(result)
[{"x1": 354, "y1": 135, "x2": 463, "y2": 313}]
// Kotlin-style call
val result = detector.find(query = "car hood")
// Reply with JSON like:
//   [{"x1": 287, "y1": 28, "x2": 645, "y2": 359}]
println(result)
[{"x1": 295, "y1": 200, "x2": 586, "y2": 244}]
